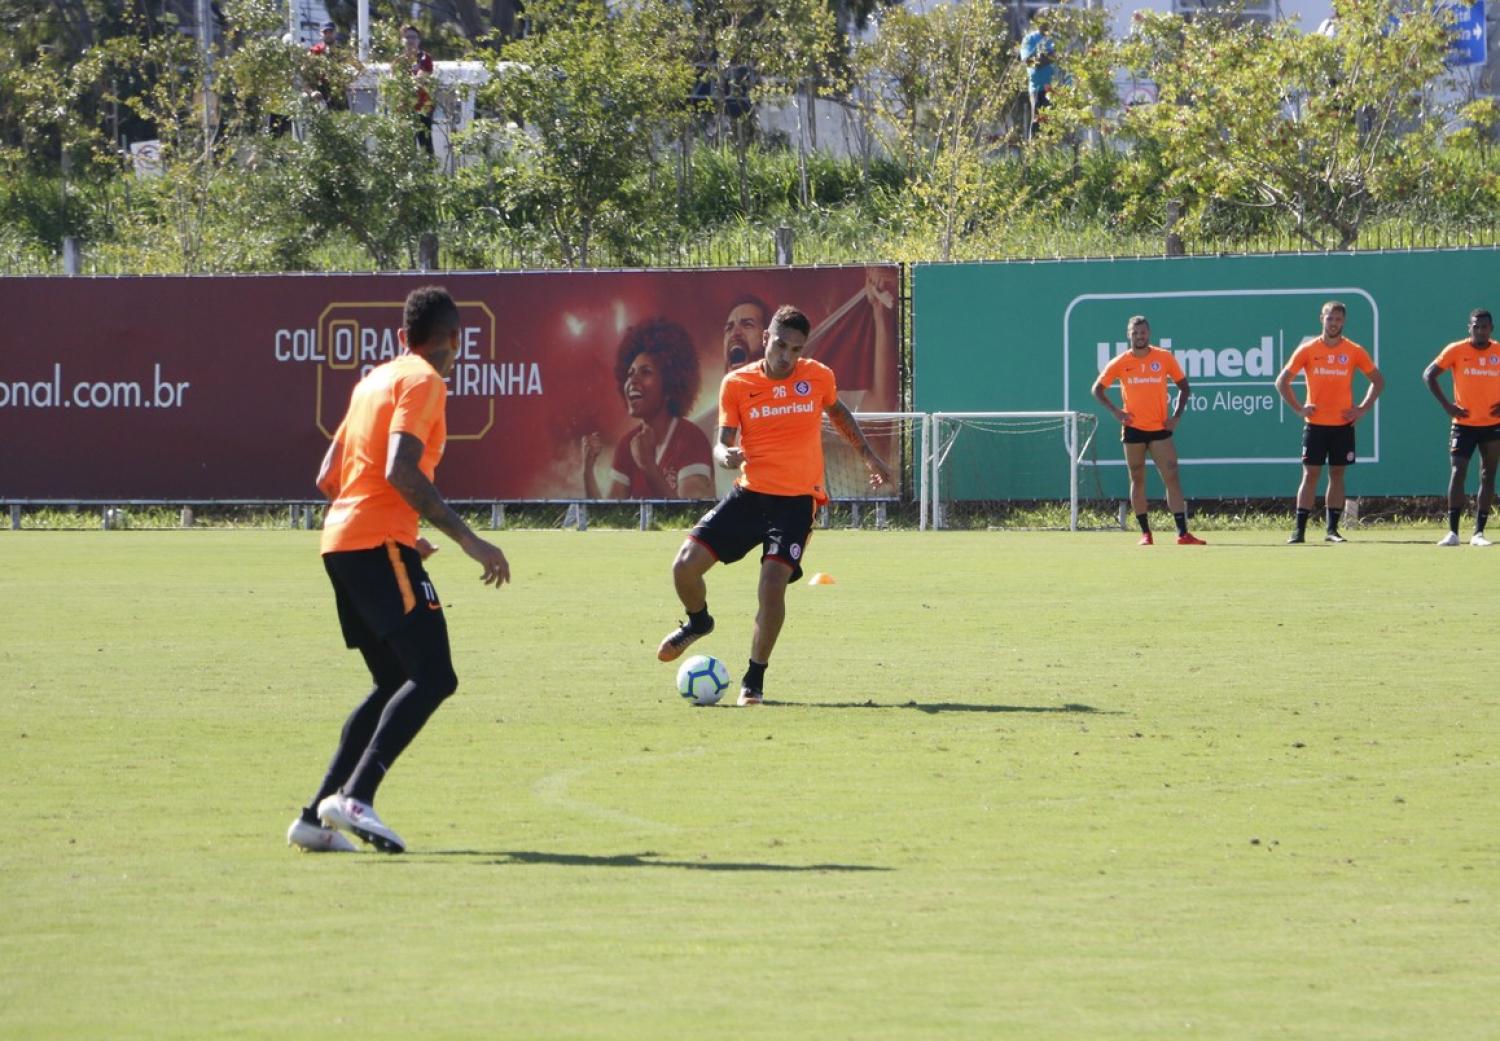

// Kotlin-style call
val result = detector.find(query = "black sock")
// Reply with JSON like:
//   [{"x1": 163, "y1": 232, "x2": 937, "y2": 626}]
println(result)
[
  {"x1": 1135, "y1": 513, "x2": 1150, "y2": 534},
  {"x1": 1477, "y1": 510, "x2": 1489, "y2": 534},
  {"x1": 1449, "y1": 508, "x2": 1462, "y2": 534},
  {"x1": 1173, "y1": 511, "x2": 1188, "y2": 537},
  {"x1": 1295, "y1": 508, "x2": 1310, "y2": 535},
  {"x1": 688, "y1": 605, "x2": 712, "y2": 633},
  {"x1": 1326, "y1": 507, "x2": 1342, "y2": 533},
  {"x1": 743, "y1": 659, "x2": 767, "y2": 692},
  {"x1": 346, "y1": 675, "x2": 454, "y2": 804}
]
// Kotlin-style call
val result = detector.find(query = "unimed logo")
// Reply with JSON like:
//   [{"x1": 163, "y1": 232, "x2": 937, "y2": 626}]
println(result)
[{"x1": 1063, "y1": 288, "x2": 1380, "y2": 465}]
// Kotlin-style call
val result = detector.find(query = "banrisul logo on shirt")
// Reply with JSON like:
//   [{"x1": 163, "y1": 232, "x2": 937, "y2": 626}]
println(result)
[
  {"x1": 1063, "y1": 287, "x2": 1379, "y2": 465},
  {"x1": 749, "y1": 401, "x2": 816, "y2": 421}
]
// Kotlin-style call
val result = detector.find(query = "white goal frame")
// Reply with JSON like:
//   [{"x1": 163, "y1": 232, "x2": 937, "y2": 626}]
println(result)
[
  {"x1": 928, "y1": 411, "x2": 1094, "y2": 531},
  {"x1": 825, "y1": 411, "x2": 933, "y2": 530}
]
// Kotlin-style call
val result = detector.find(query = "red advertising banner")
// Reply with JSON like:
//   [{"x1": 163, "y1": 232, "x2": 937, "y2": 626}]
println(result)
[{"x1": 0, "y1": 267, "x2": 900, "y2": 500}]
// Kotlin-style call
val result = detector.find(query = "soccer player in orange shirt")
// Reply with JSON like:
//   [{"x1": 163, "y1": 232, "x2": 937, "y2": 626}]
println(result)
[
  {"x1": 1423, "y1": 308, "x2": 1500, "y2": 546},
  {"x1": 1273, "y1": 301, "x2": 1384, "y2": 544},
  {"x1": 1091, "y1": 315, "x2": 1206, "y2": 546},
  {"x1": 287, "y1": 286, "x2": 510, "y2": 854},
  {"x1": 656, "y1": 304, "x2": 893, "y2": 705}
]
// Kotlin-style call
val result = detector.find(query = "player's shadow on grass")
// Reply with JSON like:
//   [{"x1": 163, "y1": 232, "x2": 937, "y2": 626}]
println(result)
[
  {"x1": 770, "y1": 699, "x2": 1107, "y2": 715},
  {"x1": 417, "y1": 850, "x2": 891, "y2": 872}
]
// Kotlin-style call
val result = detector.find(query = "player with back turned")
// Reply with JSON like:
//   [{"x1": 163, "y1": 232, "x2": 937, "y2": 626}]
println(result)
[
  {"x1": 655, "y1": 304, "x2": 892, "y2": 706},
  {"x1": 286, "y1": 285, "x2": 509, "y2": 854}
]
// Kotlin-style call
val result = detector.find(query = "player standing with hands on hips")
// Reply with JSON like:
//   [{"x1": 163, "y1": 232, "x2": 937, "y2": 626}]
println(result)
[
  {"x1": 1092, "y1": 315, "x2": 1206, "y2": 546},
  {"x1": 1273, "y1": 300, "x2": 1384, "y2": 544},
  {"x1": 287, "y1": 286, "x2": 509, "y2": 854},
  {"x1": 1423, "y1": 308, "x2": 1500, "y2": 546},
  {"x1": 655, "y1": 305, "x2": 892, "y2": 705}
]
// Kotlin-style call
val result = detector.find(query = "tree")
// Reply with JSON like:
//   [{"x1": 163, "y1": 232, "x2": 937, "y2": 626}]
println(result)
[
  {"x1": 1051, "y1": 0, "x2": 1463, "y2": 249},
  {"x1": 855, "y1": 0, "x2": 1015, "y2": 260},
  {"x1": 474, "y1": 0, "x2": 693, "y2": 265}
]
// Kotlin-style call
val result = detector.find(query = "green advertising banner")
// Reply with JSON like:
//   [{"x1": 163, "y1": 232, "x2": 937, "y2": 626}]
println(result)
[{"x1": 913, "y1": 250, "x2": 1500, "y2": 498}]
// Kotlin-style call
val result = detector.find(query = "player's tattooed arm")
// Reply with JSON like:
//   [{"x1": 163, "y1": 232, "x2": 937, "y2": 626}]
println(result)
[
  {"x1": 714, "y1": 425, "x2": 745, "y2": 470},
  {"x1": 827, "y1": 400, "x2": 892, "y2": 487},
  {"x1": 387, "y1": 432, "x2": 511, "y2": 586}
]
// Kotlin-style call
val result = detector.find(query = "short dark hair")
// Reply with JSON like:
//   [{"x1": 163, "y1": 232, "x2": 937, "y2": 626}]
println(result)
[
  {"x1": 724, "y1": 293, "x2": 769, "y2": 326},
  {"x1": 614, "y1": 318, "x2": 702, "y2": 418},
  {"x1": 769, "y1": 304, "x2": 811, "y2": 337},
  {"x1": 1321, "y1": 300, "x2": 1347, "y2": 317},
  {"x1": 1472, "y1": 308, "x2": 1493, "y2": 323},
  {"x1": 1127, "y1": 314, "x2": 1150, "y2": 333},
  {"x1": 404, "y1": 285, "x2": 459, "y2": 349},
  {"x1": 401, "y1": 23, "x2": 421, "y2": 38}
]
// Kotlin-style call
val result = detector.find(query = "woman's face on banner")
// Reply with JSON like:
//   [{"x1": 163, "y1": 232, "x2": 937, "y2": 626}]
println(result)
[{"x1": 623, "y1": 353, "x2": 665, "y2": 419}]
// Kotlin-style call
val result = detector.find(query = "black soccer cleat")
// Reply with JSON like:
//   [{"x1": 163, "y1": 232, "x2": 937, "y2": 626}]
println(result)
[
  {"x1": 1287, "y1": 531, "x2": 1306, "y2": 544},
  {"x1": 657, "y1": 615, "x2": 714, "y2": 663}
]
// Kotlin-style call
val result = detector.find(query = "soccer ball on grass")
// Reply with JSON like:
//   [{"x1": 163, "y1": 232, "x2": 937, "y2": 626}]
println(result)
[{"x1": 676, "y1": 654, "x2": 730, "y2": 706}]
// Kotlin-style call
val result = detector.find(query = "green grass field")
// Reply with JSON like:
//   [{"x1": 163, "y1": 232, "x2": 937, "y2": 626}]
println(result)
[{"x1": 2, "y1": 527, "x2": 1496, "y2": 1040}]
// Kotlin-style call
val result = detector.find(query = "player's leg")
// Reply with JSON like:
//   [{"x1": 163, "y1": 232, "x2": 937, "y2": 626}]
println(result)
[
  {"x1": 1471, "y1": 436, "x2": 1500, "y2": 545},
  {"x1": 291, "y1": 638, "x2": 407, "y2": 852},
  {"x1": 1443, "y1": 428, "x2": 1472, "y2": 544},
  {"x1": 658, "y1": 539, "x2": 718, "y2": 661},
  {"x1": 1148, "y1": 436, "x2": 1203, "y2": 544},
  {"x1": 1324, "y1": 465, "x2": 1348, "y2": 541},
  {"x1": 740, "y1": 557, "x2": 794, "y2": 706},
  {"x1": 1290, "y1": 462, "x2": 1320, "y2": 543},
  {"x1": 1124, "y1": 439, "x2": 1152, "y2": 543}
]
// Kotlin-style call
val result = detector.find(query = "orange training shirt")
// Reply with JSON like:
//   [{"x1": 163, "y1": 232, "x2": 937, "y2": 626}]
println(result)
[
  {"x1": 720, "y1": 357, "x2": 838, "y2": 501},
  {"x1": 320, "y1": 352, "x2": 447, "y2": 553},
  {"x1": 1432, "y1": 339, "x2": 1500, "y2": 427},
  {"x1": 1098, "y1": 347, "x2": 1185, "y2": 432},
  {"x1": 1284, "y1": 336, "x2": 1376, "y2": 426}
]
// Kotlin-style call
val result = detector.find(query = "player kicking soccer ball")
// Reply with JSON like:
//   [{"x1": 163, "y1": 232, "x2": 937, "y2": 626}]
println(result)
[
  {"x1": 287, "y1": 286, "x2": 509, "y2": 854},
  {"x1": 657, "y1": 305, "x2": 891, "y2": 705}
]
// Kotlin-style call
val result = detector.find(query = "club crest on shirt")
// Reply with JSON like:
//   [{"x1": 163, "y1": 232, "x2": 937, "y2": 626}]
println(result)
[
  {"x1": 1149, "y1": 361, "x2": 1161, "y2": 372},
  {"x1": 794, "y1": 380, "x2": 811, "y2": 396}
]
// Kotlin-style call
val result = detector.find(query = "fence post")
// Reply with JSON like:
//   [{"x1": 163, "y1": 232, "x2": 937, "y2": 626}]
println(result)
[
  {"x1": 63, "y1": 237, "x2": 83, "y2": 275},
  {"x1": 1165, "y1": 200, "x2": 1185, "y2": 257},
  {"x1": 418, "y1": 232, "x2": 439, "y2": 272},
  {"x1": 849, "y1": 501, "x2": 861, "y2": 528},
  {"x1": 639, "y1": 502, "x2": 652, "y2": 531},
  {"x1": 10, "y1": 505, "x2": 20, "y2": 530},
  {"x1": 490, "y1": 503, "x2": 505, "y2": 529},
  {"x1": 775, "y1": 226, "x2": 794, "y2": 266},
  {"x1": 875, "y1": 501, "x2": 887, "y2": 531},
  {"x1": 180, "y1": 507, "x2": 195, "y2": 527}
]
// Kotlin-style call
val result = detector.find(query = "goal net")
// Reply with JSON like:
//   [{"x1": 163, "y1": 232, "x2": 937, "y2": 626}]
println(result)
[
  {"x1": 820, "y1": 412, "x2": 929, "y2": 529},
  {"x1": 929, "y1": 412, "x2": 1105, "y2": 531}
]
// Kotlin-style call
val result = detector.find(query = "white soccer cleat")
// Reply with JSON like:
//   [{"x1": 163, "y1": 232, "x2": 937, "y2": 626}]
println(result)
[
  {"x1": 1437, "y1": 531, "x2": 1461, "y2": 547},
  {"x1": 287, "y1": 817, "x2": 357, "y2": 853},
  {"x1": 317, "y1": 794, "x2": 406, "y2": 854},
  {"x1": 1470, "y1": 532, "x2": 1493, "y2": 547}
]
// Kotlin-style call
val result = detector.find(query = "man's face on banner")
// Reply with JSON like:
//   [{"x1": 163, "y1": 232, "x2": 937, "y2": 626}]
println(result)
[{"x1": 724, "y1": 302, "x2": 766, "y2": 368}]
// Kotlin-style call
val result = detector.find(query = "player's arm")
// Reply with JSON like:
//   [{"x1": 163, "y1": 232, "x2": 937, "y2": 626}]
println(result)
[
  {"x1": 826, "y1": 399, "x2": 893, "y2": 487},
  {"x1": 1348, "y1": 365, "x2": 1384, "y2": 422},
  {"x1": 1091, "y1": 374, "x2": 1129, "y2": 425},
  {"x1": 386, "y1": 432, "x2": 510, "y2": 587},
  {"x1": 1423, "y1": 361, "x2": 1466, "y2": 419},
  {"x1": 713, "y1": 425, "x2": 744, "y2": 470},
  {"x1": 1165, "y1": 377, "x2": 1191, "y2": 430},
  {"x1": 315, "y1": 437, "x2": 343, "y2": 500},
  {"x1": 1273, "y1": 363, "x2": 1314, "y2": 419}
]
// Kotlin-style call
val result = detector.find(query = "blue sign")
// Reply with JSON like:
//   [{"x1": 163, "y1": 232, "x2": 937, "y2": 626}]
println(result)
[{"x1": 1447, "y1": 0, "x2": 1485, "y2": 67}]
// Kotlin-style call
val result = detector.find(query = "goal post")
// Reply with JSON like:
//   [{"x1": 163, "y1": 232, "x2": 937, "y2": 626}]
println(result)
[
  {"x1": 819, "y1": 412, "x2": 932, "y2": 530},
  {"x1": 928, "y1": 411, "x2": 1102, "y2": 531}
]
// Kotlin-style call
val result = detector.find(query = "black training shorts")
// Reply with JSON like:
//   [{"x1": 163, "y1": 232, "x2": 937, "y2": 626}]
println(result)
[
  {"x1": 1449, "y1": 422, "x2": 1500, "y2": 460},
  {"x1": 689, "y1": 485, "x2": 817, "y2": 583},
  {"x1": 324, "y1": 541, "x2": 446, "y2": 649},
  {"x1": 1122, "y1": 426, "x2": 1173, "y2": 445},
  {"x1": 1302, "y1": 423, "x2": 1357, "y2": 466}
]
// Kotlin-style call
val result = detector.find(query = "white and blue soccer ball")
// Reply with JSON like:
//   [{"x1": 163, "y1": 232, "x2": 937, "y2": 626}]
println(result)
[{"x1": 676, "y1": 654, "x2": 730, "y2": 706}]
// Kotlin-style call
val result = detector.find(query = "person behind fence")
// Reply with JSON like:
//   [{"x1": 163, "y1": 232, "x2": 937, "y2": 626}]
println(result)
[
  {"x1": 287, "y1": 285, "x2": 510, "y2": 855},
  {"x1": 401, "y1": 23, "x2": 436, "y2": 155},
  {"x1": 306, "y1": 21, "x2": 350, "y2": 110},
  {"x1": 1091, "y1": 314, "x2": 1206, "y2": 546},
  {"x1": 655, "y1": 304, "x2": 892, "y2": 706},
  {"x1": 582, "y1": 318, "x2": 714, "y2": 500},
  {"x1": 1422, "y1": 308, "x2": 1500, "y2": 547},
  {"x1": 1020, "y1": 11, "x2": 1057, "y2": 140},
  {"x1": 1273, "y1": 300, "x2": 1384, "y2": 544}
]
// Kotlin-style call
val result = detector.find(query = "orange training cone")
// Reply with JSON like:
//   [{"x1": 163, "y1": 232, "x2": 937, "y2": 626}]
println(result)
[{"x1": 807, "y1": 572, "x2": 836, "y2": 585}]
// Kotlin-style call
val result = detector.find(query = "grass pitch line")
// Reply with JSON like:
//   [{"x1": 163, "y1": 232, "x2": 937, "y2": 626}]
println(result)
[{"x1": 531, "y1": 747, "x2": 705, "y2": 831}]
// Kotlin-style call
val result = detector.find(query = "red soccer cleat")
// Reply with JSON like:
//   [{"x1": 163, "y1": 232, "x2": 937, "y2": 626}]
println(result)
[
  {"x1": 1176, "y1": 533, "x2": 1207, "y2": 546},
  {"x1": 1138, "y1": 532, "x2": 1154, "y2": 546}
]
